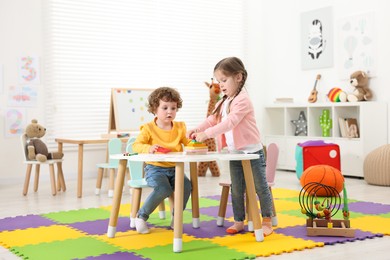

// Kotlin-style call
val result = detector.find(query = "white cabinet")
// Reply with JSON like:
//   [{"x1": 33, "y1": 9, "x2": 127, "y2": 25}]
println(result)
[{"x1": 263, "y1": 102, "x2": 388, "y2": 178}]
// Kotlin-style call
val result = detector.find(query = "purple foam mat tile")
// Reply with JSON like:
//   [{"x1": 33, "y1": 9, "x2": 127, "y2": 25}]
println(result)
[
  {"x1": 80, "y1": 251, "x2": 150, "y2": 260},
  {"x1": 348, "y1": 201, "x2": 390, "y2": 215},
  {"x1": 275, "y1": 225, "x2": 383, "y2": 245},
  {"x1": 199, "y1": 205, "x2": 233, "y2": 219},
  {"x1": 182, "y1": 220, "x2": 249, "y2": 238},
  {"x1": 69, "y1": 217, "x2": 130, "y2": 235},
  {"x1": 0, "y1": 214, "x2": 56, "y2": 232}
]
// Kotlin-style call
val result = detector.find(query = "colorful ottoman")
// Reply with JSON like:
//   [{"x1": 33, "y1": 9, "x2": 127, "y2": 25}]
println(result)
[
  {"x1": 363, "y1": 144, "x2": 390, "y2": 186},
  {"x1": 295, "y1": 140, "x2": 341, "y2": 180}
]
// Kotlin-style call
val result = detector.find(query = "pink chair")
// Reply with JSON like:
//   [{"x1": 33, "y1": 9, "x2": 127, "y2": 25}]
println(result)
[{"x1": 217, "y1": 143, "x2": 279, "y2": 228}]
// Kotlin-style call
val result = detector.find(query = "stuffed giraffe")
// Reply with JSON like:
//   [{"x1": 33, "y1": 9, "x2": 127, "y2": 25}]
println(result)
[{"x1": 197, "y1": 80, "x2": 221, "y2": 177}]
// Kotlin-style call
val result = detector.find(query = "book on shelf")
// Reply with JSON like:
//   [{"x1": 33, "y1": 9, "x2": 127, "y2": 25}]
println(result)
[
  {"x1": 338, "y1": 117, "x2": 347, "y2": 137},
  {"x1": 338, "y1": 117, "x2": 359, "y2": 138}
]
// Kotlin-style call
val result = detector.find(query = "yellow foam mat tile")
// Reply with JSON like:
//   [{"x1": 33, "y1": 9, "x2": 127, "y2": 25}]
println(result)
[
  {"x1": 275, "y1": 199, "x2": 302, "y2": 212},
  {"x1": 273, "y1": 188, "x2": 301, "y2": 199},
  {"x1": 351, "y1": 216, "x2": 390, "y2": 235},
  {"x1": 97, "y1": 227, "x2": 197, "y2": 250},
  {"x1": 0, "y1": 225, "x2": 86, "y2": 248},
  {"x1": 225, "y1": 213, "x2": 304, "y2": 229},
  {"x1": 210, "y1": 232, "x2": 323, "y2": 257}
]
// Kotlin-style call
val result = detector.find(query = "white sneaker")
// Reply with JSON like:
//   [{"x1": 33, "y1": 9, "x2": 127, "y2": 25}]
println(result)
[{"x1": 135, "y1": 218, "x2": 150, "y2": 234}]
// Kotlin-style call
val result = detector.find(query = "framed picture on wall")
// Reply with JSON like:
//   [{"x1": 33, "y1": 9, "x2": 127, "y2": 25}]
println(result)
[
  {"x1": 301, "y1": 6, "x2": 334, "y2": 70},
  {"x1": 337, "y1": 12, "x2": 376, "y2": 79}
]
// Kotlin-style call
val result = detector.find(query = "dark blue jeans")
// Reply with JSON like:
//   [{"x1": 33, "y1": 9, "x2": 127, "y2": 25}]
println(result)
[{"x1": 137, "y1": 164, "x2": 192, "y2": 221}]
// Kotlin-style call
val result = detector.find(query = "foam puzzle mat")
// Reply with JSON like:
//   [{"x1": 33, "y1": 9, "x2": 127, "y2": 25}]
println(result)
[{"x1": 0, "y1": 188, "x2": 389, "y2": 259}]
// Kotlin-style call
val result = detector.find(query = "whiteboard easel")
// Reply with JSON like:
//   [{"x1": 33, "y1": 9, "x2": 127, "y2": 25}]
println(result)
[{"x1": 108, "y1": 88, "x2": 154, "y2": 133}]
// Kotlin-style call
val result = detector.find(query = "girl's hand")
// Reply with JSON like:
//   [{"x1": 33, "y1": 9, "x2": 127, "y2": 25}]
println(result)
[
  {"x1": 186, "y1": 129, "x2": 197, "y2": 139},
  {"x1": 149, "y1": 144, "x2": 160, "y2": 154},
  {"x1": 195, "y1": 132, "x2": 208, "y2": 142}
]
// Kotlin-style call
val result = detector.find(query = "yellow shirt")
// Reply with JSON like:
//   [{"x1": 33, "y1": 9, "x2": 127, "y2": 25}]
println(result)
[{"x1": 132, "y1": 119, "x2": 191, "y2": 167}]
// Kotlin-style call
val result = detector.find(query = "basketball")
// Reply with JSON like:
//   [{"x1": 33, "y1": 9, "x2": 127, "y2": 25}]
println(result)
[{"x1": 300, "y1": 165, "x2": 344, "y2": 196}]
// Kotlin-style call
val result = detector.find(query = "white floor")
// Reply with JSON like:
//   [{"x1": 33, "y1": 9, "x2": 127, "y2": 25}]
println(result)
[{"x1": 0, "y1": 170, "x2": 389, "y2": 260}]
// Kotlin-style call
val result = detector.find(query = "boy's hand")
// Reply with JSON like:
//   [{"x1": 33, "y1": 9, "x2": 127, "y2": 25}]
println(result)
[{"x1": 149, "y1": 145, "x2": 160, "y2": 154}]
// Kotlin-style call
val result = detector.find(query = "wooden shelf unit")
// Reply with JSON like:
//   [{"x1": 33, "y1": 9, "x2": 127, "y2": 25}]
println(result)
[{"x1": 263, "y1": 102, "x2": 388, "y2": 178}]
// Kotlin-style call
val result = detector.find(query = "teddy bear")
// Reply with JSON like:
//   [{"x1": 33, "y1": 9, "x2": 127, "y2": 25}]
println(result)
[
  {"x1": 25, "y1": 119, "x2": 64, "y2": 162},
  {"x1": 339, "y1": 70, "x2": 372, "y2": 102}
]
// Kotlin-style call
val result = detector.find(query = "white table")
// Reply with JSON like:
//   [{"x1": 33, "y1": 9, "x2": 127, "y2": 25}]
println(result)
[{"x1": 106, "y1": 152, "x2": 264, "y2": 253}]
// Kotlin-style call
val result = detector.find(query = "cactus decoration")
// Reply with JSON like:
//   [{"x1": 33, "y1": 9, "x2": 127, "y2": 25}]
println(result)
[{"x1": 320, "y1": 109, "x2": 332, "y2": 137}]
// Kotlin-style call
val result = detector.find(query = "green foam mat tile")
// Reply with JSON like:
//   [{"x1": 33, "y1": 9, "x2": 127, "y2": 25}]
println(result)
[{"x1": 11, "y1": 236, "x2": 123, "y2": 260}]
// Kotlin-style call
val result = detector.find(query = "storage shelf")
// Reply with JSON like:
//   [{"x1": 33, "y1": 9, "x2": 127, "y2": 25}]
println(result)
[{"x1": 263, "y1": 102, "x2": 387, "y2": 177}]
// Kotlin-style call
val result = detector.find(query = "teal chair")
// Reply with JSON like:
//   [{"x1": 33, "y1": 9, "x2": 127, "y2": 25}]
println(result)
[
  {"x1": 126, "y1": 137, "x2": 173, "y2": 228},
  {"x1": 96, "y1": 138, "x2": 123, "y2": 197}
]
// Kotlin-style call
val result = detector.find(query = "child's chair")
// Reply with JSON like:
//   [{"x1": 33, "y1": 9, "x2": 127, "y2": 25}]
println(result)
[
  {"x1": 216, "y1": 143, "x2": 279, "y2": 227},
  {"x1": 96, "y1": 138, "x2": 123, "y2": 197},
  {"x1": 126, "y1": 137, "x2": 173, "y2": 228},
  {"x1": 21, "y1": 133, "x2": 66, "y2": 196}
]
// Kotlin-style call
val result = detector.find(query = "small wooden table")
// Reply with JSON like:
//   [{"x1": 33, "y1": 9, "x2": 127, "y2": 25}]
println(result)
[
  {"x1": 106, "y1": 152, "x2": 264, "y2": 253},
  {"x1": 55, "y1": 137, "x2": 128, "y2": 198}
]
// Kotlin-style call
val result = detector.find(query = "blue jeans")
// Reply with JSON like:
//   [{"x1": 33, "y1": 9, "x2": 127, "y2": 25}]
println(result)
[
  {"x1": 137, "y1": 164, "x2": 192, "y2": 221},
  {"x1": 229, "y1": 149, "x2": 273, "y2": 222}
]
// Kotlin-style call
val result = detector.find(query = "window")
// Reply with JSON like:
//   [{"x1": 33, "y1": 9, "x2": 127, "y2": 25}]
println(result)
[{"x1": 43, "y1": 0, "x2": 247, "y2": 149}]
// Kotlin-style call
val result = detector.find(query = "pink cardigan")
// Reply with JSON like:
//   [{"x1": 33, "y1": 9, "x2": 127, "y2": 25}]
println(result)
[{"x1": 196, "y1": 90, "x2": 261, "y2": 151}]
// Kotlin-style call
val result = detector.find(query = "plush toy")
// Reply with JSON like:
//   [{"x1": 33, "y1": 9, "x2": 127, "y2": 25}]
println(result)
[
  {"x1": 339, "y1": 70, "x2": 372, "y2": 102},
  {"x1": 196, "y1": 79, "x2": 221, "y2": 177},
  {"x1": 25, "y1": 119, "x2": 64, "y2": 162}
]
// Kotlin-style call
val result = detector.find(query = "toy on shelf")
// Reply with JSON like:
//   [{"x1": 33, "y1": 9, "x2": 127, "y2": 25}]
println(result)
[
  {"x1": 319, "y1": 109, "x2": 332, "y2": 137},
  {"x1": 299, "y1": 182, "x2": 355, "y2": 237},
  {"x1": 308, "y1": 74, "x2": 321, "y2": 103},
  {"x1": 184, "y1": 140, "x2": 208, "y2": 154}
]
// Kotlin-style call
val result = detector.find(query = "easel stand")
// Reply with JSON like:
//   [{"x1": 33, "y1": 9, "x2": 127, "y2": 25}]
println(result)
[{"x1": 306, "y1": 218, "x2": 356, "y2": 237}]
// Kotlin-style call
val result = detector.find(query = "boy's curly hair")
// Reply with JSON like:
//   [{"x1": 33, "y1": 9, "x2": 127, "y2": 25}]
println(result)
[{"x1": 148, "y1": 87, "x2": 183, "y2": 114}]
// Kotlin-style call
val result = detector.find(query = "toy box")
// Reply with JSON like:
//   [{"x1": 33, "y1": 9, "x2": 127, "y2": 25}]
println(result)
[{"x1": 295, "y1": 140, "x2": 340, "y2": 179}]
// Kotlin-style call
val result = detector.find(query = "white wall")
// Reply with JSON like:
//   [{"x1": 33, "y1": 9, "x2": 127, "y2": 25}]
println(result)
[
  {"x1": 250, "y1": 0, "x2": 390, "y2": 136},
  {"x1": 1, "y1": 0, "x2": 389, "y2": 185}
]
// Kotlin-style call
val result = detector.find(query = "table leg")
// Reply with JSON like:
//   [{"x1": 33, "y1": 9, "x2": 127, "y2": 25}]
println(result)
[
  {"x1": 241, "y1": 160, "x2": 264, "y2": 242},
  {"x1": 173, "y1": 162, "x2": 184, "y2": 253},
  {"x1": 189, "y1": 162, "x2": 200, "y2": 228},
  {"x1": 77, "y1": 144, "x2": 84, "y2": 198},
  {"x1": 107, "y1": 159, "x2": 127, "y2": 238}
]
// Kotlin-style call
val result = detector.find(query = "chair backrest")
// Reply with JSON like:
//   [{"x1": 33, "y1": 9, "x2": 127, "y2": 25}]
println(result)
[
  {"x1": 20, "y1": 133, "x2": 29, "y2": 161},
  {"x1": 107, "y1": 138, "x2": 123, "y2": 166},
  {"x1": 126, "y1": 137, "x2": 144, "y2": 180},
  {"x1": 266, "y1": 143, "x2": 279, "y2": 184}
]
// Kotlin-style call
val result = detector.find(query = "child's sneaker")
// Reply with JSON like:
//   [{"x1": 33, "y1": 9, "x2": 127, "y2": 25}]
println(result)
[
  {"x1": 135, "y1": 218, "x2": 150, "y2": 234},
  {"x1": 226, "y1": 221, "x2": 244, "y2": 234}
]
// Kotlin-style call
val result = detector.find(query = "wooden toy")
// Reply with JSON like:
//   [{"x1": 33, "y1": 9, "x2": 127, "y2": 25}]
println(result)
[
  {"x1": 299, "y1": 182, "x2": 355, "y2": 237},
  {"x1": 184, "y1": 140, "x2": 208, "y2": 154}
]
